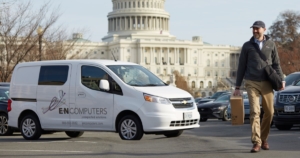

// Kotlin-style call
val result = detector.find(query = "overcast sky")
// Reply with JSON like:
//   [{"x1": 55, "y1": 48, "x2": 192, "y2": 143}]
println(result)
[{"x1": 26, "y1": 0, "x2": 300, "y2": 46}]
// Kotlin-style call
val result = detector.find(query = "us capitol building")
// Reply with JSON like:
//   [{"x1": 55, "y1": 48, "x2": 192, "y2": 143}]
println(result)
[{"x1": 67, "y1": 0, "x2": 241, "y2": 97}]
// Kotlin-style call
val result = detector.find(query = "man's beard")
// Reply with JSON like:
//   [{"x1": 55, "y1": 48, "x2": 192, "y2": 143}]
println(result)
[{"x1": 253, "y1": 33, "x2": 261, "y2": 39}]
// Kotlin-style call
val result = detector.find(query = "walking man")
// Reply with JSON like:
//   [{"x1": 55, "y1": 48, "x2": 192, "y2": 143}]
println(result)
[{"x1": 233, "y1": 21, "x2": 285, "y2": 153}]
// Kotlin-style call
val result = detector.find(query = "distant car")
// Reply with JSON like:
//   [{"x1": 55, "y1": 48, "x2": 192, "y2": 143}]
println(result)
[
  {"x1": 0, "y1": 82, "x2": 10, "y2": 87},
  {"x1": 208, "y1": 91, "x2": 231, "y2": 100},
  {"x1": 0, "y1": 86, "x2": 15, "y2": 136},
  {"x1": 197, "y1": 94, "x2": 231, "y2": 122}
]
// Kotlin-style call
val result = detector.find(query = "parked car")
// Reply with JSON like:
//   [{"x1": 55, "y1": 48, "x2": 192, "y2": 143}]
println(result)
[
  {"x1": 197, "y1": 94, "x2": 231, "y2": 122},
  {"x1": 0, "y1": 86, "x2": 15, "y2": 136},
  {"x1": 285, "y1": 72, "x2": 300, "y2": 87},
  {"x1": 0, "y1": 82, "x2": 10, "y2": 87},
  {"x1": 273, "y1": 80, "x2": 300, "y2": 130}
]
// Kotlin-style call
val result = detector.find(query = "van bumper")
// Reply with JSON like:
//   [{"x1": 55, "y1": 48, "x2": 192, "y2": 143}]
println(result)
[{"x1": 137, "y1": 108, "x2": 200, "y2": 132}]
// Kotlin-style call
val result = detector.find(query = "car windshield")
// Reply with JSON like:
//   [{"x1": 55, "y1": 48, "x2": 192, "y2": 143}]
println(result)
[
  {"x1": 106, "y1": 65, "x2": 167, "y2": 86},
  {"x1": 214, "y1": 94, "x2": 230, "y2": 102},
  {"x1": 0, "y1": 89, "x2": 9, "y2": 102},
  {"x1": 210, "y1": 92, "x2": 224, "y2": 99},
  {"x1": 285, "y1": 73, "x2": 300, "y2": 86}
]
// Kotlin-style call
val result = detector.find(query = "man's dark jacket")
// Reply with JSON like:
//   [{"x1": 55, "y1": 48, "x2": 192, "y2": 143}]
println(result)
[{"x1": 236, "y1": 35, "x2": 284, "y2": 87}]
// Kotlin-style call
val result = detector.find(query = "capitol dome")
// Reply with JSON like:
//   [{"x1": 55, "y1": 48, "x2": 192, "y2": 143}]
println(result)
[{"x1": 102, "y1": 0, "x2": 174, "y2": 42}]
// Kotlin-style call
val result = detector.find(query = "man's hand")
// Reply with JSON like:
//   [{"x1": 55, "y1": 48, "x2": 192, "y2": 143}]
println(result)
[
  {"x1": 233, "y1": 89, "x2": 241, "y2": 96},
  {"x1": 279, "y1": 81, "x2": 286, "y2": 91}
]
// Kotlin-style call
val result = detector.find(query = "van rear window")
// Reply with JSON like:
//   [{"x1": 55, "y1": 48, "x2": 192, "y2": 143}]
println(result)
[{"x1": 38, "y1": 66, "x2": 69, "y2": 85}]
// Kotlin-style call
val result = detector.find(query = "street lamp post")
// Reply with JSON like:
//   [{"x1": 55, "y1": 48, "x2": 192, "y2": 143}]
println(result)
[{"x1": 37, "y1": 26, "x2": 43, "y2": 61}]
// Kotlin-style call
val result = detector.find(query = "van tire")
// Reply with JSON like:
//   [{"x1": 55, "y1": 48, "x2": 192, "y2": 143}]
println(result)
[
  {"x1": 164, "y1": 130, "x2": 183, "y2": 138},
  {"x1": 65, "y1": 131, "x2": 84, "y2": 138},
  {"x1": 118, "y1": 115, "x2": 143, "y2": 140},
  {"x1": 20, "y1": 114, "x2": 42, "y2": 140},
  {"x1": 0, "y1": 113, "x2": 14, "y2": 136}
]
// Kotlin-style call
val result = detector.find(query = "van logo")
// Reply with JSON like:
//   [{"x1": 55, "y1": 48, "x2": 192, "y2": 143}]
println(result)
[
  {"x1": 182, "y1": 100, "x2": 187, "y2": 104},
  {"x1": 42, "y1": 90, "x2": 66, "y2": 114}
]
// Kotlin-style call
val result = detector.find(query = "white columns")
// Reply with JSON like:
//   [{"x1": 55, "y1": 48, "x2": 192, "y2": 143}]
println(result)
[
  {"x1": 130, "y1": 16, "x2": 132, "y2": 30},
  {"x1": 150, "y1": 47, "x2": 153, "y2": 64},
  {"x1": 185, "y1": 48, "x2": 187, "y2": 64},
  {"x1": 167, "y1": 48, "x2": 169, "y2": 65},
  {"x1": 124, "y1": 17, "x2": 127, "y2": 30},
  {"x1": 160, "y1": 47, "x2": 162, "y2": 65},
  {"x1": 135, "y1": 16, "x2": 137, "y2": 30},
  {"x1": 140, "y1": 47, "x2": 143, "y2": 64}
]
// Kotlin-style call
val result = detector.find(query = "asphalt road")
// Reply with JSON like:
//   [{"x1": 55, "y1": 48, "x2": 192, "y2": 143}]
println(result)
[{"x1": 0, "y1": 120, "x2": 299, "y2": 158}]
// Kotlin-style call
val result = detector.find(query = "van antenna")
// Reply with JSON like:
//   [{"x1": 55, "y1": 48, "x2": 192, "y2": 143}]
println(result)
[{"x1": 111, "y1": 51, "x2": 117, "y2": 62}]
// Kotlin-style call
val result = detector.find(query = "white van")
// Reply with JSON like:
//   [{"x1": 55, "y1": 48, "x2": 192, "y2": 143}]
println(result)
[{"x1": 8, "y1": 60, "x2": 200, "y2": 140}]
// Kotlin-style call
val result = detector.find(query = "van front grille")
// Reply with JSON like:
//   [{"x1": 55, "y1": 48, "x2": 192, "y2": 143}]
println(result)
[
  {"x1": 169, "y1": 97, "x2": 194, "y2": 109},
  {"x1": 169, "y1": 119, "x2": 198, "y2": 127}
]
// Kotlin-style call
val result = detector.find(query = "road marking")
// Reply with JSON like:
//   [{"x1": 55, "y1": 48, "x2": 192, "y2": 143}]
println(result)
[{"x1": 0, "y1": 149, "x2": 93, "y2": 153}]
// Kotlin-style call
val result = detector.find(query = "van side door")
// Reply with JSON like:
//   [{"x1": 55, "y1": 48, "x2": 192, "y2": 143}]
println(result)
[
  {"x1": 70, "y1": 65, "x2": 117, "y2": 130},
  {"x1": 36, "y1": 65, "x2": 71, "y2": 129}
]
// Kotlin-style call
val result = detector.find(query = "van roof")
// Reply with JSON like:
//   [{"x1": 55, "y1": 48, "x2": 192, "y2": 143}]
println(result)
[{"x1": 16, "y1": 59, "x2": 139, "y2": 67}]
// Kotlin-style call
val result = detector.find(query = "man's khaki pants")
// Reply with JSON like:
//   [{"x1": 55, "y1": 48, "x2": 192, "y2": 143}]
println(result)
[{"x1": 244, "y1": 79, "x2": 274, "y2": 146}]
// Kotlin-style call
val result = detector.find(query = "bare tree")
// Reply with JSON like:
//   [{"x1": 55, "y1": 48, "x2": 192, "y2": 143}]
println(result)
[
  {"x1": 0, "y1": 1, "x2": 86, "y2": 82},
  {"x1": 173, "y1": 70, "x2": 194, "y2": 96},
  {"x1": 268, "y1": 10, "x2": 300, "y2": 75}
]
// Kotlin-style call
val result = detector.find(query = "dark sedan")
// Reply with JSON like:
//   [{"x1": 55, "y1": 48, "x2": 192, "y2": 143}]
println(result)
[
  {"x1": 0, "y1": 86, "x2": 14, "y2": 136},
  {"x1": 197, "y1": 94, "x2": 231, "y2": 122}
]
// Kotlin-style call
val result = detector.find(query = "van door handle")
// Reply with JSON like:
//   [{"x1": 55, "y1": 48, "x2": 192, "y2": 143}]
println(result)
[{"x1": 77, "y1": 92, "x2": 86, "y2": 98}]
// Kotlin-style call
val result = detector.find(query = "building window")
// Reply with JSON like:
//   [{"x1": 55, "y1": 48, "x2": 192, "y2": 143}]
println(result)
[
  {"x1": 94, "y1": 51, "x2": 97, "y2": 54},
  {"x1": 194, "y1": 69, "x2": 197, "y2": 74},
  {"x1": 207, "y1": 54, "x2": 209, "y2": 56},
  {"x1": 156, "y1": 68, "x2": 160, "y2": 73},
  {"x1": 194, "y1": 51, "x2": 197, "y2": 54},
  {"x1": 222, "y1": 71, "x2": 225, "y2": 77},
  {"x1": 200, "y1": 81, "x2": 204, "y2": 88},
  {"x1": 127, "y1": 49, "x2": 130, "y2": 52},
  {"x1": 215, "y1": 71, "x2": 218, "y2": 77},
  {"x1": 194, "y1": 58, "x2": 197, "y2": 64},
  {"x1": 155, "y1": 57, "x2": 157, "y2": 63},
  {"x1": 208, "y1": 81, "x2": 212, "y2": 88},
  {"x1": 207, "y1": 60, "x2": 210, "y2": 66},
  {"x1": 180, "y1": 68, "x2": 184, "y2": 74},
  {"x1": 222, "y1": 62, "x2": 224, "y2": 67},
  {"x1": 127, "y1": 57, "x2": 130, "y2": 62},
  {"x1": 215, "y1": 62, "x2": 218, "y2": 67},
  {"x1": 192, "y1": 81, "x2": 195, "y2": 88},
  {"x1": 101, "y1": 52, "x2": 104, "y2": 55},
  {"x1": 145, "y1": 57, "x2": 148, "y2": 63},
  {"x1": 222, "y1": 54, "x2": 224, "y2": 56},
  {"x1": 207, "y1": 71, "x2": 210, "y2": 77},
  {"x1": 215, "y1": 54, "x2": 218, "y2": 56}
]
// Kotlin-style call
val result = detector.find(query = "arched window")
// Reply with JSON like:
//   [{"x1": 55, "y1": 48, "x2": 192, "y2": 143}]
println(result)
[
  {"x1": 200, "y1": 81, "x2": 204, "y2": 88},
  {"x1": 202, "y1": 92, "x2": 206, "y2": 97},
  {"x1": 192, "y1": 81, "x2": 195, "y2": 88},
  {"x1": 208, "y1": 81, "x2": 212, "y2": 88},
  {"x1": 209, "y1": 92, "x2": 213, "y2": 96}
]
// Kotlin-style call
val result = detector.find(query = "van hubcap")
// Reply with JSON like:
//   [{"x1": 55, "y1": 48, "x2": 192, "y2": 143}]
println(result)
[
  {"x1": 22, "y1": 118, "x2": 36, "y2": 137},
  {"x1": 121, "y1": 119, "x2": 137, "y2": 139},
  {"x1": 0, "y1": 116, "x2": 8, "y2": 134}
]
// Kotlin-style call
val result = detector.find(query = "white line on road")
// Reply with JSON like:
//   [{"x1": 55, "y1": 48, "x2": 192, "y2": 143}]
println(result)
[
  {"x1": 0, "y1": 149, "x2": 93, "y2": 153},
  {"x1": 15, "y1": 141, "x2": 97, "y2": 144}
]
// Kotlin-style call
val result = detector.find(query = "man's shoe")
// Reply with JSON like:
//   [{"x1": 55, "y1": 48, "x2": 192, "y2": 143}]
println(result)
[
  {"x1": 250, "y1": 144, "x2": 261, "y2": 153},
  {"x1": 262, "y1": 141, "x2": 269, "y2": 150}
]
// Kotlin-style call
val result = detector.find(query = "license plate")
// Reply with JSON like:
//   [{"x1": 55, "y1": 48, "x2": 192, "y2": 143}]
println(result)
[
  {"x1": 284, "y1": 105, "x2": 295, "y2": 112},
  {"x1": 183, "y1": 112, "x2": 193, "y2": 120}
]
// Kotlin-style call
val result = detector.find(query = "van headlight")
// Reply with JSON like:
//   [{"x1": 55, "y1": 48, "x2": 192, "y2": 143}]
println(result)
[{"x1": 143, "y1": 93, "x2": 171, "y2": 105}]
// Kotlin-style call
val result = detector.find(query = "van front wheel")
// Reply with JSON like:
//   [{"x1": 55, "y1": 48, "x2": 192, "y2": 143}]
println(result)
[
  {"x1": 65, "y1": 131, "x2": 84, "y2": 138},
  {"x1": 20, "y1": 115, "x2": 42, "y2": 140},
  {"x1": 118, "y1": 115, "x2": 143, "y2": 140}
]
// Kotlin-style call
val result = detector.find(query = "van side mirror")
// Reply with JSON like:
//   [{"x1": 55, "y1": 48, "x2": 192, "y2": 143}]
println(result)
[{"x1": 99, "y1": 80, "x2": 110, "y2": 91}]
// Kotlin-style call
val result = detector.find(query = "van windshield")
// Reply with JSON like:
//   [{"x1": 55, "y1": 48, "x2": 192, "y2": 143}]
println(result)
[{"x1": 106, "y1": 65, "x2": 167, "y2": 86}]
